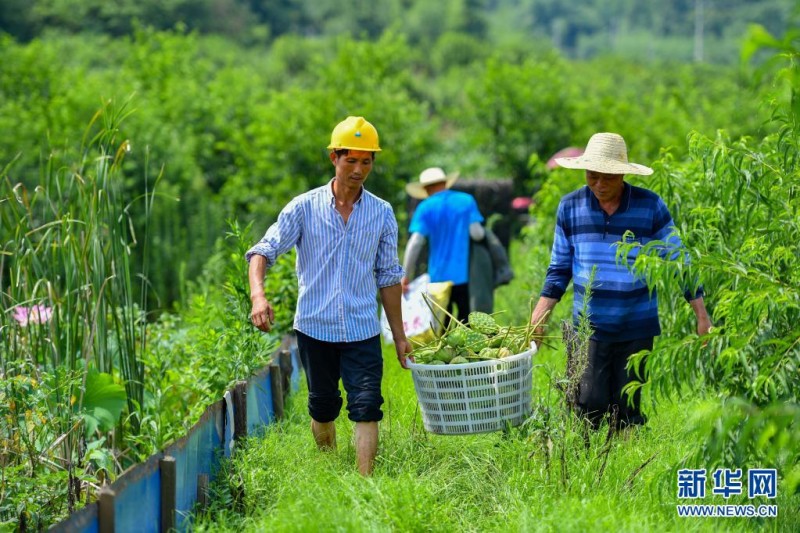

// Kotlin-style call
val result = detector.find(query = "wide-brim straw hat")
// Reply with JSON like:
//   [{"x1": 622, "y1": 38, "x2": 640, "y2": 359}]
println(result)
[
  {"x1": 405, "y1": 167, "x2": 460, "y2": 199},
  {"x1": 555, "y1": 133, "x2": 653, "y2": 176}
]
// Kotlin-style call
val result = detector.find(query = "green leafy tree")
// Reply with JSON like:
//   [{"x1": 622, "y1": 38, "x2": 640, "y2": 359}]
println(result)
[
  {"x1": 458, "y1": 53, "x2": 573, "y2": 190},
  {"x1": 613, "y1": 28, "x2": 800, "y2": 491}
]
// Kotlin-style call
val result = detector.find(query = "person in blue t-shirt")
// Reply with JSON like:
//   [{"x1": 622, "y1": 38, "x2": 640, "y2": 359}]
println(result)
[
  {"x1": 402, "y1": 167, "x2": 485, "y2": 324},
  {"x1": 530, "y1": 132, "x2": 712, "y2": 429}
]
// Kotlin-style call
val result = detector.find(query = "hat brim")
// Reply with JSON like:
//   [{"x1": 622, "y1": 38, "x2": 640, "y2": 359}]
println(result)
[
  {"x1": 555, "y1": 156, "x2": 653, "y2": 176},
  {"x1": 327, "y1": 144, "x2": 382, "y2": 152},
  {"x1": 405, "y1": 174, "x2": 459, "y2": 199}
]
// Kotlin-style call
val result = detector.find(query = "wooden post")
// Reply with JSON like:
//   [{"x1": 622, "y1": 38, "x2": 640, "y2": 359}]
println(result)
[
  {"x1": 159, "y1": 456, "x2": 176, "y2": 533},
  {"x1": 98, "y1": 486, "x2": 115, "y2": 533},
  {"x1": 269, "y1": 361, "x2": 284, "y2": 420},
  {"x1": 233, "y1": 381, "x2": 248, "y2": 442},
  {"x1": 197, "y1": 473, "x2": 209, "y2": 512},
  {"x1": 279, "y1": 348, "x2": 292, "y2": 398}
]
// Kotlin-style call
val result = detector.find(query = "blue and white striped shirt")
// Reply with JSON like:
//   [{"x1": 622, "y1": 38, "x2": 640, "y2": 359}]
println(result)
[
  {"x1": 542, "y1": 183, "x2": 703, "y2": 342},
  {"x1": 246, "y1": 180, "x2": 404, "y2": 343}
]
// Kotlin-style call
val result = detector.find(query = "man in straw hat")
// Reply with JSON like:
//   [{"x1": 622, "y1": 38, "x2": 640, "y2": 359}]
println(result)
[
  {"x1": 402, "y1": 167, "x2": 485, "y2": 324},
  {"x1": 530, "y1": 132, "x2": 712, "y2": 429},
  {"x1": 247, "y1": 116, "x2": 411, "y2": 475}
]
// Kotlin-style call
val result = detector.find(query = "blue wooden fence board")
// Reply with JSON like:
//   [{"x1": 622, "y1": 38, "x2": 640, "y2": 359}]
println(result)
[
  {"x1": 164, "y1": 401, "x2": 224, "y2": 531},
  {"x1": 49, "y1": 502, "x2": 98, "y2": 533},
  {"x1": 113, "y1": 455, "x2": 162, "y2": 533},
  {"x1": 246, "y1": 369, "x2": 274, "y2": 434}
]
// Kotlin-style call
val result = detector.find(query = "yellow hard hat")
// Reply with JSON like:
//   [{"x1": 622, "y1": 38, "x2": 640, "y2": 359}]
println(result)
[{"x1": 327, "y1": 116, "x2": 381, "y2": 152}]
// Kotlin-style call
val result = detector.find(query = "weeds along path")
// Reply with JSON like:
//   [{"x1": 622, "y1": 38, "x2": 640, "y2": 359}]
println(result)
[{"x1": 193, "y1": 341, "x2": 793, "y2": 532}]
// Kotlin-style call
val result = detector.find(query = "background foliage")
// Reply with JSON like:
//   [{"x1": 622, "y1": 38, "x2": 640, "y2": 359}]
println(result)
[
  {"x1": 0, "y1": 23, "x2": 778, "y2": 307},
  {"x1": 2, "y1": 0, "x2": 797, "y2": 64}
]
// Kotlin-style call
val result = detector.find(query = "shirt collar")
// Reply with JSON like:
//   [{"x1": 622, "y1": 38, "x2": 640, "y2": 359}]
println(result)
[
  {"x1": 588, "y1": 181, "x2": 631, "y2": 214},
  {"x1": 327, "y1": 178, "x2": 365, "y2": 206}
]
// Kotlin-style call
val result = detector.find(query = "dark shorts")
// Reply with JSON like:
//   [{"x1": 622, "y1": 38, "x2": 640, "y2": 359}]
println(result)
[
  {"x1": 295, "y1": 330, "x2": 384, "y2": 423},
  {"x1": 575, "y1": 337, "x2": 653, "y2": 428}
]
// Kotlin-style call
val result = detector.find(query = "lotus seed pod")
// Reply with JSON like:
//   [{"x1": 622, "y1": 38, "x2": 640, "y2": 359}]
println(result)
[
  {"x1": 445, "y1": 328, "x2": 467, "y2": 348},
  {"x1": 468, "y1": 312, "x2": 499, "y2": 335},
  {"x1": 463, "y1": 329, "x2": 489, "y2": 351}
]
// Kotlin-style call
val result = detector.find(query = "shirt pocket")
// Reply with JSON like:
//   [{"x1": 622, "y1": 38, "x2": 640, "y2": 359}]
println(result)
[{"x1": 350, "y1": 226, "x2": 381, "y2": 265}]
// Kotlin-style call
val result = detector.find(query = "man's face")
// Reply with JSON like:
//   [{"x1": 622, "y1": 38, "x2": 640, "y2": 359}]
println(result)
[
  {"x1": 331, "y1": 150, "x2": 374, "y2": 186},
  {"x1": 586, "y1": 170, "x2": 624, "y2": 202}
]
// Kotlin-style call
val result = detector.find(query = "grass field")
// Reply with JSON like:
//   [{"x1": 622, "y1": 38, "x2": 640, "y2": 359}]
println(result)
[{"x1": 195, "y1": 338, "x2": 798, "y2": 532}]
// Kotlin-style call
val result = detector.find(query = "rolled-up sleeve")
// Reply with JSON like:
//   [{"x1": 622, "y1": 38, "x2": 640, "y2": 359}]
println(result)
[
  {"x1": 374, "y1": 206, "x2": 404, "y2": 288},
  {"x1": 245, "y1": 198, "x2": 303, "y2": 267},
  {"x1": 540, "y1": 202, "x2": 573, "y2": 300}
]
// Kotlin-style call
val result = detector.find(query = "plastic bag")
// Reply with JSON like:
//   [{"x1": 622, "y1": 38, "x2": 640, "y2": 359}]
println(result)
[{"x1": 381, "y1": 274, "x2": 452, "y2": 344}]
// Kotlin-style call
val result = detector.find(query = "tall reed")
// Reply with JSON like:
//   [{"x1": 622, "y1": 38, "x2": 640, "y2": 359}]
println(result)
[{"x1": 1, "y1": 99, "x2": 152, "y2": 481}]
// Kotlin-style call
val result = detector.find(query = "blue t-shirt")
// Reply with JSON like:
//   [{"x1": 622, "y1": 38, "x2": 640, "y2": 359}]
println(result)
[{"x1": 409, "y1": 190, "x2": 484, "y2": 285}]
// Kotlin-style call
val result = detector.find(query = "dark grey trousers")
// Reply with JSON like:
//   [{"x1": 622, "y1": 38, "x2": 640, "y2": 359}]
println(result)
[{"x1": 574, "y1": 337, "x2": 653, "y2": 428}]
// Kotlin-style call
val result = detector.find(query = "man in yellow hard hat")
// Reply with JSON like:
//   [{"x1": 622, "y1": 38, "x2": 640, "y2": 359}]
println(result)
[{"x1": 247, "y1": 116, "x2": 411, "y2": 475}]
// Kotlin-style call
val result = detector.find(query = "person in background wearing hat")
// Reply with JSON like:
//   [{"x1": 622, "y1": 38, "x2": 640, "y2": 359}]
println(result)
[
  {"x1": 402, "y1": 167, "x2": 485, "y2": 324},
  {"x1": 247, "y1": 116, "x2": 411, "y2": 476},
  {"x1": 530, "y1": 132, "x2": 712, "y2": 429}
]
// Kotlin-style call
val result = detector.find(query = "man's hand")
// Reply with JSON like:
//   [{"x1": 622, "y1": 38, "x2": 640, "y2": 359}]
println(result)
[
  {"x1": 401, "y1": 276, "x2": 410, "y2": 294},
  {"x1": 250, "y1": 295, "x2": 274, "y2": 332},
  {"x1": 530, "y1": 296, "x2": 558, "y2": 348},
  {"x1": 394, "y1": 335, "x2": 413, "y2": 369},
  {"x1": 690, "y1": 297, "x2": 712, "y2": 337},
  {"x1": 380, "y1": 283, "x2": 411, "y2": 366},
  {"x1": 531, "y1": 322, "x2": 546, "y2": 348},
  {"x1": 697, "y1": 315, "x2": 712, "y2": 337}
]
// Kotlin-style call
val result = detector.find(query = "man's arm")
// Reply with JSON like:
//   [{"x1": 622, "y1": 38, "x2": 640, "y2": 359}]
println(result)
[
  {"x1": 530, "y1": 296, "x2": 559, "y2": 347},
  {"x1": 651, "y1": 198, "x2": 711, "y2": 336},
  {"x1": 375, "y1": 206, "x2": 410, "y2": 366},
  {"x1": 540, "y1": 202, "x2": 573, "y2": 300},
  {"x1": 469, "y1": 222, "x2": 485, "y2": 241},
  {"x1": 532, "y1": 202, "x2": 572, "y2": 347},
  {"x1": 246, "y1": 199, "x2": 303, "y2": 332},
  {"x1": 690, "y1": 296, "x2": 712, "y2": 336},
  {"x1": 380, "y1": 283, "x2": 412, "y2": 368},
  {"x1": 249, "y1": 255, "x2": 275, "y2": 332}
]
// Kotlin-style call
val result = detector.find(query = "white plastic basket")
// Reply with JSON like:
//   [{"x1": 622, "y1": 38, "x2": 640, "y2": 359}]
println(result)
[{"x1": 407, "y1": 346, "x2": 536, "y2": 435}]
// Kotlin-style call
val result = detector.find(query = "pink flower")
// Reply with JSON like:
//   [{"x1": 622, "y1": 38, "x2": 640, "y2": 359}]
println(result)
[
  {"x1": 31, "y1": 305, "x2": 53, "y2": 324},
  {"x1": 12, "y1": 306, "x2": 29, "y2": 326},
  {"x1": 11, "y1": 305, "x2": 53, "y2": 326}
]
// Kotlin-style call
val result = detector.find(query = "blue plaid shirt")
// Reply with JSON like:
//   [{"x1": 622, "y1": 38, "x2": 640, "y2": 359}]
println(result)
[
  {"x1": 246, "y1": 180, "x2": 404, "y2": 343},
  {"x1": 542, "y1": 183, "x2": 703, "y2": 342}
]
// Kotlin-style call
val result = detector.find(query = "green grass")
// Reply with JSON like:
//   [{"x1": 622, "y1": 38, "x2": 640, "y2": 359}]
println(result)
[{"x1": 195, "y1": 341, "x2": 798, "y2": 532}]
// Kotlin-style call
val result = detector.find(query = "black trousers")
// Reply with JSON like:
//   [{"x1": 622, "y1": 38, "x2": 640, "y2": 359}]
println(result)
[
  {"x1": 575, "y1": 337, "x2": 653, "y2": 428},
  {"x1": 295, "y1": 330, "x2": 384, "y2": 423},
  {"x1": 448, "y1": 283, "x2": 470, "y2": 325}
]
